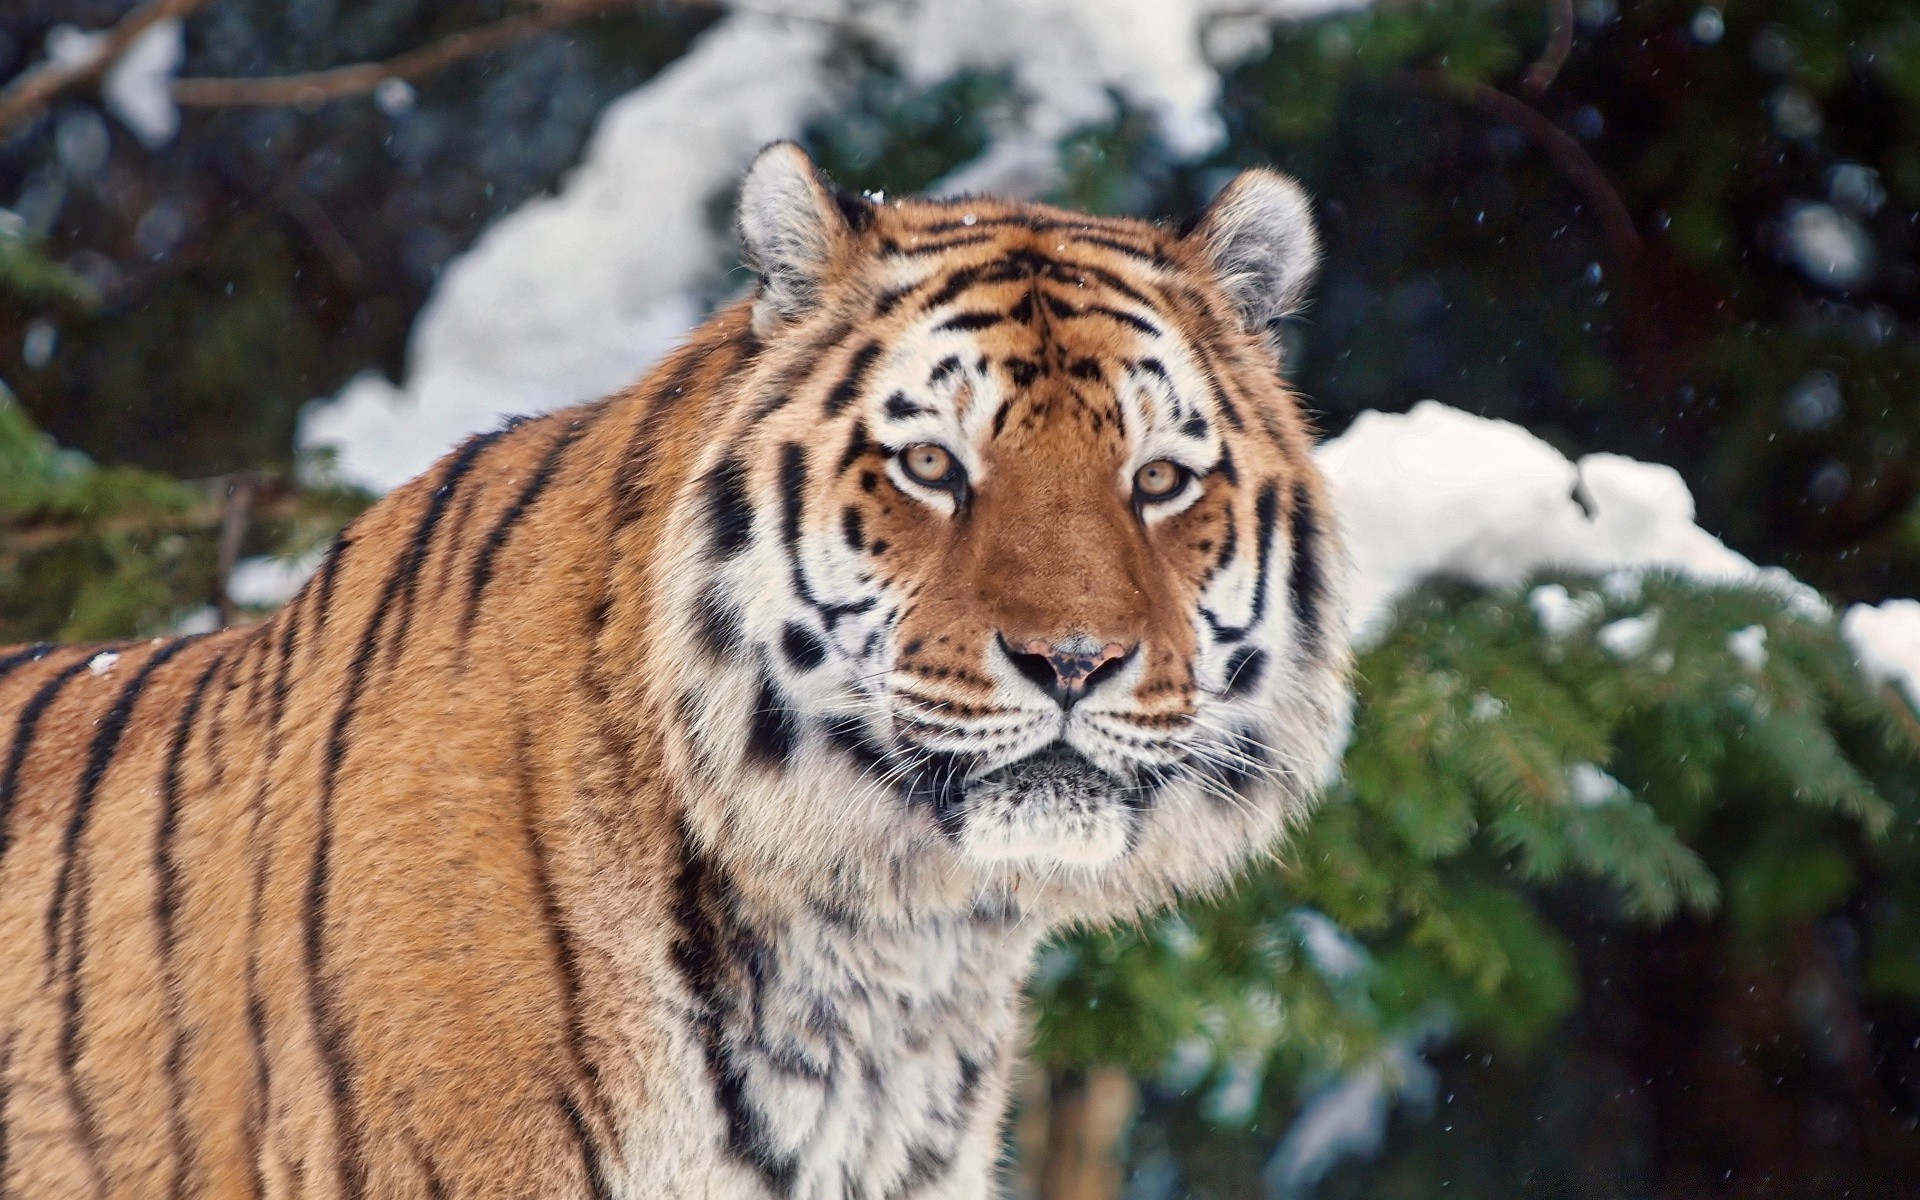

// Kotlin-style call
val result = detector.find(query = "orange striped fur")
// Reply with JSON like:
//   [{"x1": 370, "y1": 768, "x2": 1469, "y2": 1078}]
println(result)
[{"x1": 0, "y1": 145, "x2": 1350, "y2": 1198}]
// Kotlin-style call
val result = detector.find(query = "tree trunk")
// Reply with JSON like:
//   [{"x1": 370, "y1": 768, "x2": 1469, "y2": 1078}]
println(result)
[{"x1": 1037, "y1": 1066, "x2": 1139, "y2": 1200}]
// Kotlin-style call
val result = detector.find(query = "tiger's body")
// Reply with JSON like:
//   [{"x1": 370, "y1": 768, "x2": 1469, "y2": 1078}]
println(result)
[{"x1": 0, "y1": 146, "x2": 1350, "y2": 1198}]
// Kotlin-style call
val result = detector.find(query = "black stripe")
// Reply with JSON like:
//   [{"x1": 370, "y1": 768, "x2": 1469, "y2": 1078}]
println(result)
[
  {"x1": 837, "y1": 421, "x2": 872, "y2": 474},
  {"x1": 1187, "y1": 340, "x2": 1247, "y2": 431},
  {"x1": 1202, "y1": 483, "x2": 1279, "y2": 644},
  {"x1": 385, "y1": 428, "x2": 508, "y2": 662},
  {"x1": 1202, "y1": 506, "x2": 1239, "y2": 590},
  {"x1": 49, "y1": 639, "x2": 198, "y2": 960},
  {"x1": 0, "y1": 643, "x2": 53, "y2": 686},
  {"x1": 1060, "y1": 260, "x2": 1159, "y2": 309},
  {"x1": 465, "y1": 412, "x2": 598, "y2": 634},
  {"x1": 825, "y1": 341, "x2": 883, "y2": 416},
  {"x1": 927, "y1": 355, "x2": 964, "y2": 387},
  {"x1": 512, "y1": 725, "x2": 614, "y2": 1200},
  {"x1": 779, "y1": 443, "x2": 811, "y2": 601},
  {"x1": 669, "y1": 833, "x2": 799, "y2": 1194},
  {"x1": 933, "y1": 310, "x2": 1004, "y2": 332},
  {"x1": 1004, "y1": 357, "x2": 1044, "y2": 388},
  {"x1": 702, "y1": 457, "x2": 755, "y2": 560},
  {"x1": 309, "y1": 448, "x2": 504, "y2": 1194},
  {"x1": 746, "y1": 673, "x2": 799, "y2": 768},
  {"x1": 157, "y1": 653, "x2": 223, "y2": 1200},
  {"x1": 841, "y1": 506, "x2": 866, "y2": 553},
  {"x1": 873, "y1": 282, "x2": 919, "y2": 316},
  {"x1": 888, "y1": 232, "x2": 995, "y2": 257},
  {"x1": 0, "y1": 653, "x2": 94, "y2": 861},
  {"x1": 921, "y1": 266, "x2": 988, "y2": 311},
  {"x1": 753, "y1": 318, "x2": 854, "y2": 423},
  {"x1": 310, "y1": 534, "x2": 350, "y2": 633},
  {"x1": 1222, "y1": 647, "x2": 1267, "y2": 699},
  {"x1": 269, "y1": 601, "x2": 301, "y2": 727},
  {"x1": 612, "y1": 348, "x2": 708, "y2": 529},
  {"x1": 780, "y1": 623, "x2": 827, "y2": 672},
  {"x1": 52, "y1": 639, "x2": 198, "y2": 1186},
  {"x1": 1065, "y1": 231, "x2": 1171, "y2": 266},
  {"x1": 0, "y1": 1030, "x2": 13, "y2": 1190},
  {"x1": 1287, "y1": 481, "x2": 1327, "y2": 658},
  {"x1": 883, "y1": 393, "x2": 931, "y2": 422},
  {"x1": 561, "y1": 1093, "x2": 615, "y2": 1200},
  {"x1": 916, "y1": 215, "x2": 1030, "y2": 235},
  {"x1": 694, "y1": 582, "x2": 743, "y2": 660},
  {"x1": 1214, "y1": 445, "x2": 1239, "y2": 487},
  {"x1": 889, "y1": 1143, "x2": 958, "y2": 1199}
]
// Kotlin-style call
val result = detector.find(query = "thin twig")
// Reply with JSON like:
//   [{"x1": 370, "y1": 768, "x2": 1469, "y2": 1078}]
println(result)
[
  {"x1": 172, "y1": 6, "x2": 609, "y2": 110},
  {"x1": 1409, "y1": 69, "x2": 1640, "y2": 260},
  {"x1": 1522, "y1": 0, "x2": 1576, "y2": 95},
  {"x1": 0, "y1": 0, "x2": 215, "y2": 139},
  {"x1": 214, "y1": 470, "x2": 258, "y2": 628}
]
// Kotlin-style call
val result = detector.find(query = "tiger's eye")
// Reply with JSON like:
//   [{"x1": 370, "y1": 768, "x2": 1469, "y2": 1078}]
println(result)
[
  {"x1": 1134, "y1": 459, "x2": 1186, "y2": 500},
  {"x1": 903, "y1": 443, "x2": 956, "y2": 485}
]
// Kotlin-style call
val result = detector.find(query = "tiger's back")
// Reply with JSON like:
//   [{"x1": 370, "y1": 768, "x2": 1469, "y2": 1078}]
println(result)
[
  {"x1": 0, "y1": 371, "x2": 729, "y2": 1195},
  {"x1": 0, "y1": 144, "x2": 1350, "y2": 1199}
]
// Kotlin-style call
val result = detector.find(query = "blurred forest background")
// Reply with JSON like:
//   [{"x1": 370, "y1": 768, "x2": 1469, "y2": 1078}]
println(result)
[{"x1": 5, "y1": 1, "x2": 1920, "y2": 1197}]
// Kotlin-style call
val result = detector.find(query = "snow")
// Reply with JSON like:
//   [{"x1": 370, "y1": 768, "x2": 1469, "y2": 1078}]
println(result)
[
  {"x1": 1567, "y1": 762, "x2": 1628, "y2": 808},
  {"x1": 1842, "y1": 600, "x2": 1920, "y2": 712},
  {"x1": 1315, "y1": 401, "x2": 1827, "y2": 644},
  {"x1": 228, "y1": 549, "x2": 328, "y2": 609},
  {"x1": 302, "y1": 12, "x2": 831, "y2": 491},
  {"x1": 1785, "y1": 201, "x2": 1873, "y2": 289},
  {"x1": 1263, "y1": 1024, "x2": 1443, "y2": 1198},
  {"x1": 1727, "y1": 624, "x2": 1768, "y2": 671},
  {"x1": 44, "y1": 24, "x2": 109, "y2": 72},
  {"x1": 1597, "y1": 612, "x2": 1660, "y2": 659},
  {"x1": 103, "y1": 18, "x2": 184, "y2": 148},
  {"x1": 299, "y1": 0, "x2": 1363, "y2": 492},
  {"x1": 1292, "y1": 909, "x2": 1367, "y2": 980},
  {"x1": 87, "y1": 650, "x2": 120, "y2": 676},
  {"x1": 1529, "y1": 583, "x2": 1602, "y2": 639},
  {"x1": 39, "y1": 19, "x2": 184, "y2": 148}
]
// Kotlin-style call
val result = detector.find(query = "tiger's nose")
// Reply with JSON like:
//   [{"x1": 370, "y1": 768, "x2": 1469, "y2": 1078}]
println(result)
[{"x1": 998, "y1": 634, "x2": 1136, "y2": 708}]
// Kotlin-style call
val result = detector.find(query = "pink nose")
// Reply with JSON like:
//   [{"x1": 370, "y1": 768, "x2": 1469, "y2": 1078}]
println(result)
[
  {"x1": 1021, "y1": 638, "x2": 1129, "y2": 690},
  {"x1": 999, "y1": 634, "x2": 1135, "y2": 707}
]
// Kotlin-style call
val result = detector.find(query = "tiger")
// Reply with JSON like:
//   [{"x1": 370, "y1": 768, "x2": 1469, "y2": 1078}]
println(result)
[{"x1": 0, "y1": 142, "x2": 1349, "y2": 1199}]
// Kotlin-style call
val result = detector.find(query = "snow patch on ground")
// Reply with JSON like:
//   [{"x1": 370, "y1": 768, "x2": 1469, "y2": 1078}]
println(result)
[
  {"x1": 1315, "y1": 401, "x2": 1827, "y2": 643},
  {"x1": 299, "y1": 0, "x2": 1362, "y2": 492}
]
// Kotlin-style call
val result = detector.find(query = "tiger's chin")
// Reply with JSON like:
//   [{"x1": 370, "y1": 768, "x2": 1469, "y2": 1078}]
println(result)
[{"x1": 955, "y1": 745, "x2": 1137, "y2": 869}]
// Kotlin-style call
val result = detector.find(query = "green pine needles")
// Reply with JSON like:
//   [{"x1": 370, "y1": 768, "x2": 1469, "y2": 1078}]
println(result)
[{"x1": 1033, "y1": 571, "x2": 1920, "y2": 1104}]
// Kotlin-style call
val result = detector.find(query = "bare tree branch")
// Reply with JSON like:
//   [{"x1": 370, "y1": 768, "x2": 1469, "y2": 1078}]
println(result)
[
  {"x1": 1410, "y1": 69, "x2": 1640, "y2": 260},
  {"x1": 171, "y1": 3, "x2": 630, "y2": 110},
  {"x1": 1522, "y1": 0, "x2": 1576, "y2": 95},
  {"x1": 0, "y1": 0, "x2": 215, "y2": 139}
]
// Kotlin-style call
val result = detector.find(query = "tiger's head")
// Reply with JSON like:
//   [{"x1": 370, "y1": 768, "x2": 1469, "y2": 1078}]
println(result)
[{"x1": 652, "y1": 144, "x2": 1350, "y2": 923}]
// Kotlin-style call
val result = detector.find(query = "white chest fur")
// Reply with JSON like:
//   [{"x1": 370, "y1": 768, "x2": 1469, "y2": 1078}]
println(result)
[{"x1": 632, "y1": 852, "x2": 1041, "y2": 1199}]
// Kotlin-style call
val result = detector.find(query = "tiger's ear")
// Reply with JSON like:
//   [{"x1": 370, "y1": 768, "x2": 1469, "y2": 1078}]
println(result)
[
  {"x1": 737, "y1": 142, "x2": 870, "y2": 333},
  {"x1": 1185, "y1": 168, "x2": 1320, "y2": 336}
]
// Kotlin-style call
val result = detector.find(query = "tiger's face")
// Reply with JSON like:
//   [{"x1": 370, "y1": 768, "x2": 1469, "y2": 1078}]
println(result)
[{"x1": 654, "y1": 145, "x2": 1350, "y2": 920}]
